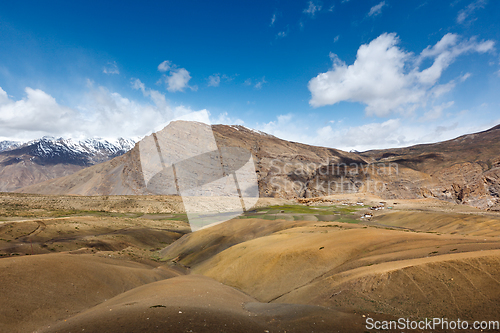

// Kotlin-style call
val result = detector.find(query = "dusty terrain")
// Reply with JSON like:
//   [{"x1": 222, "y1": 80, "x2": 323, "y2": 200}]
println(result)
[{"x1": 1, "y1": 193, "x2": 500, "y2": 332}]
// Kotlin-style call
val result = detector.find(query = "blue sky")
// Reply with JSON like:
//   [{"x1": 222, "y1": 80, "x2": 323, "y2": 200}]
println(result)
[{"x1": 0, "y1": 0, "x2": 499, "y2": 150}]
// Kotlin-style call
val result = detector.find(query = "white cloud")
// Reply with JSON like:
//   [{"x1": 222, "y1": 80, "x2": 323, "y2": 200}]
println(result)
[
  {"x1": 277, "y1": 31, "x2": 287, "y2": 38},
  {"x1": 158, "y1": 60, "x2": 172, "y2": 72},
  {"x1": 459, "y1": 72, "x2": 472, "y2": 81},
  {"x1": 336, "y1": 119, "x2": 402, "y2": 148},
  {"x1": 167, "y1": 68, "x2": 195, "y2": 92},
  {"x1": 256, "y1": 115, "x2": 407, "y2": 151},
  {"x1": 255, "y1": 113, "x2": 493, "y2": 152},
  {"x1": 254, "y1": 77, "x2": 267, "y2": 89},
  {"x1": 0, "y1": 87, "x2": 80, "y2": 139},
  {"x1": 457, "y1": 0, "x2": 487, "y2": 24},
  {"x1": 308, "y1": 33, "x2": 495, "y2": 116},
  {"x1": 334, "y1": 35, "x2": 340, "y2": 43},
  {"x1": 103, "y1": 61, "x2": 120, "y2": 75},
  {"x1": 257, "y1": 114, "x2": 310, "y2": 143},
  {"x1": 208, "y1": 74, "x2": 221, "y2": 87},
  {"x1": 270, "y1": 13, "x2": 276, "y2": 26},
  {"x1": 416, "y1": 34, "x2": 493, "y2": 85},
  {"x1": 212, "y1": 112, "x2": 244, "y2": 125},
  {"x1": 0, "y1": 82, "x2": 206, "y2": 141},
  {"x1": 303, "y1": 1, "x2": 322, "y2": 16},
  {"x1": 222, "y1": 74, "x2": 235, "y2": 82},
  {"x1": 157, "y1": 60, "x2": 196, "y2": 92},
  {"x1": 420, "y1": 101, "x2": 455, "y2": 121},
  {"x1": 132, "y1": 79, "x2": 169, "y2": 111},
  {"x1": 328, "y1": 5, "x2": 335, "y2": 11},
  {"x1": 368, "y1": 1, "x2": 386, "y2": 17},
  {"x1": 0, "y1": 87, "x2": 10, "y2": 105},
  {"x1": 244, "y1": 78, "x2": 252, "y2": 86}
]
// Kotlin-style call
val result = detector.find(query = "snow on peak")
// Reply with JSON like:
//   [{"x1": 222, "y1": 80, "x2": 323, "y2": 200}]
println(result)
[{"x1": 2, "y1": 136, "x2": 137, "y2": 165}]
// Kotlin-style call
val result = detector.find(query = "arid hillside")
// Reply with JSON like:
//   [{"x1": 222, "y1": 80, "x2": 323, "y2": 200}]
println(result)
[
  {"x1": 15, "y1": 121, "x2": 500, "y2": 210},
  {"x1": 3, "y1": 193, "x2": 500, "y2": 332},
  {"x1": 359, "y1": 124, "x2": 500, "y2": 210},
  {"x1": 15, "y1": 121, "x2": 366, "y2": 197}
]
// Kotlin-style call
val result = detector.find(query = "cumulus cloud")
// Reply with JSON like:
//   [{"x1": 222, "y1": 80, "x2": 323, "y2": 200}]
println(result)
[
  {"x1": 167, "y1": 68, "x2": 195, "y2": 92},
  {"x1": 0, "y1": 87, "x2": 80, "y2": 139},
  {"x1": 103, "y1": 61, "x2": 120, "y2": 75},
  {"x1": 303, "y1": 1, "x2": 322, "y2": 16},
  {"x1": 0, "y1": 82, "x2": 206, "y2": 141},
  {"x1": 308, "y1": 33, "x2": 495, "y2": 116},
  {"x1": 157, "y1": 60, "x2": 196, "y2": 92},
  {"x1": 256, "y1": 114, "x2": 407, "y2": 151},
  {"x1": 157, "y1": 60, "x2": 171, "y2": 72},
  {"x1": 256, "y1": 113, "x2": 488, "y2": 151},
  {"x1": 207, "y1": 74, "x2": 221, "y2": 87},
  {"x1": 457, "y1": 0, "x2": 487, "y2": 24},
  {"x1": 368, "y1": 1, "x2": 386, "y2": 17}
]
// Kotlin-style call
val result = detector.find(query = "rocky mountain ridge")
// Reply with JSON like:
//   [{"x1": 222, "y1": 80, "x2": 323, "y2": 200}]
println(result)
[
  {"x1": 0, "y1": 140, "x2": 22, "y2": 152},
  {"x1": 11, "y1": 121, "x2": 500, "y2": 211},
  {"x1": 0, "y1": 136, "x2": 135, "y2": 192}
]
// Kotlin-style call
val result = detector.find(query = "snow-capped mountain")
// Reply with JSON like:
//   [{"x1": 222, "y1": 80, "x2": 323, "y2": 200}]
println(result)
[
  {"x1": 19, "y1": 136, "x2": 136, "y2": 165},
  {"x1": 0, "y1": 136, "x2": 137, "y2": 192},
  {"x1": 0, "y1": 140, "x2": 22, "y2": 152}
]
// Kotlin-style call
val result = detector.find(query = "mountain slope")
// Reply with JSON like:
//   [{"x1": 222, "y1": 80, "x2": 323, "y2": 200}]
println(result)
[
  {"x1": 0, "y1": 137, "x2": 135, "y2": 191},
  {"x1": 359, "y1": 125, "x2": 500, "y2": 209},
  {"x1": 15, "y1": 122, "x2": 500, "y2": 210},
  {"x1": 16, "y1": 121, "x2": 366, "y2": 197}
]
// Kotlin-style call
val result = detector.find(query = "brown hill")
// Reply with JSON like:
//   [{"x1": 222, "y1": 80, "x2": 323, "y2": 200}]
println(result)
[
  {"x1": 16, "y1": 121, "x2": 365, "y2": 197},
  {"x1": 0, "y1": 159, "x2": 83, "y2": 193},
  {"x1": 41, "y1": 274, "x2": 386, "y2": 333},
  {"x1": 15, "y1": 121, "x2": 500, "y2": 210},
  {"x1": 0, "y1": 253, "x2": 180, "y2": 333},
  {"x1": 359, "y1": 125, "x2": 500, "y2": 209},
  {"x1": 160, "y1": 207, "x2": 500, "y2": 322}
]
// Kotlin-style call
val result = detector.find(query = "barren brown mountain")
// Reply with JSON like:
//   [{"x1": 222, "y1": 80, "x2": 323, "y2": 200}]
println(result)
[
  {"x1": 359, "y1": 124, "x2": 500, "y2": 210},
  {"x1": 15, "y1": 121, "x2": 500, "y2": 210}
]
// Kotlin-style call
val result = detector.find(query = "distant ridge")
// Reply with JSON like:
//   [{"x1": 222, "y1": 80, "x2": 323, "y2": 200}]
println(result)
[
  {"x1": 15, "y1": 121, "x2": 500, "y2": 210},
  {"x1": 0, "y1": 140, "x2": 22, "y2": 152},
  {"x1": 481, "y1": 123, "x2": 500, "y2": 133},
  {"x1": 0, "y1": 136, "x2": 135, "y2": 192}
]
